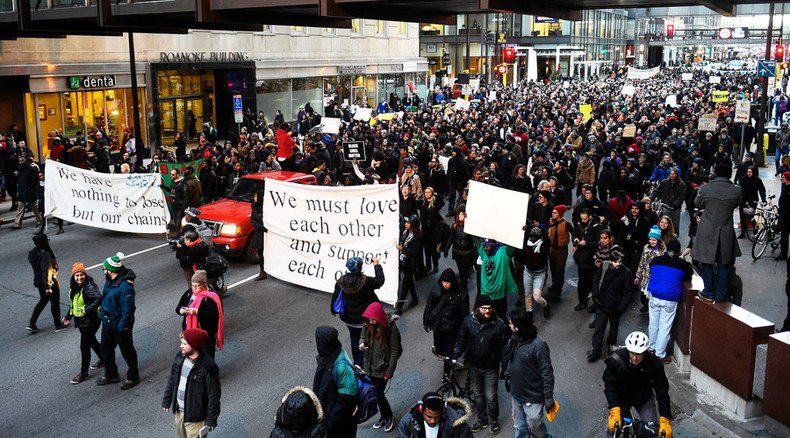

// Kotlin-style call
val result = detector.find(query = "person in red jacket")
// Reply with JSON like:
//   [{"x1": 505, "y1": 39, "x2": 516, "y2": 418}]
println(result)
[{"x1": 275, "y1": 122, "x2": 296, "y2": 170}]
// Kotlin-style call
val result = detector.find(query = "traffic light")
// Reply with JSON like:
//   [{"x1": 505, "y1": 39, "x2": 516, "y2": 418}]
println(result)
[
  {"x1": 776, "y1": 44, "x2": 785, "y2": 62},
  {"x1": 666, "y1": 24, "x2": 674, "y2": 39},
  {"x1": 503, "y1": 47, "x2": 516, "y2": 64}
]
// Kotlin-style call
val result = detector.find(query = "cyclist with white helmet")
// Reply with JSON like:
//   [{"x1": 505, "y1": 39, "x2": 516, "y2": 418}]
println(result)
[{"x1": 602, "y1": 331, "x2": 672, "y2": 438}]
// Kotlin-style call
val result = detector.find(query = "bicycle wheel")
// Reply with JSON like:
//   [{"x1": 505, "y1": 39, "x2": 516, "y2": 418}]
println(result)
[
  {"x1": 436, "y1": 381, "x2": 456, "y2": 399},
  {"x1": 747, "y1": 214, "x2": 764, "y2": 243},
  {"x1": 752, "y1": 228, "x2": 769, "y2": 260}
]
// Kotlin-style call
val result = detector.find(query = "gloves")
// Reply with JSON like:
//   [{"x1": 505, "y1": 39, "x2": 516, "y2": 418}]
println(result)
[
  {"x1": 608, "y1": 407, "x2": 621, "y2": 432},
  {"x1": 384, "y1": 374, "x2": 393, "y2": 380},
  {"x1": 545, "y1": 400, "x2": 560, "y2": 423},
  {"x1": 659, "y1": 416, "x2": 672, "y2": 438},
  {"x1": 424, "y1": 325, "x2": 430, "y2": 333}
]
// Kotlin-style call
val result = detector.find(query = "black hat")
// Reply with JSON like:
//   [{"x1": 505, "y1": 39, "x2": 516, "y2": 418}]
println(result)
[{"x1": 477, "y1": 295, "x2": 494, "y2": 308}]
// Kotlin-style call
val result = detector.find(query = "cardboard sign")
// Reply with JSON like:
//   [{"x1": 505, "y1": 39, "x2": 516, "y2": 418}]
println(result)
[
  {"x1": 623, "y1": 124, "x2": 637, "y2": 138},
  {"x1": 464, "y1": 181, "x2": 529, "y2": 249},
  {"x1": 697, "y1": 114, "x2": 719, "y2": 132},
  {"x1": 735, "y1": 100, "x2": 751, "y2": 124},
  {"x1": 712, "y1": 90, "x2": 730, "y2": 102},
  {"x1": 342, "y1": 141, "x2": 366, "y2": 162}
]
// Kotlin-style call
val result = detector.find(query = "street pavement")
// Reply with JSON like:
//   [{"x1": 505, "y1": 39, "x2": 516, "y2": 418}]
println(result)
[{"x1": 0, "y1": 168, "x2": 786, "y2": 437}]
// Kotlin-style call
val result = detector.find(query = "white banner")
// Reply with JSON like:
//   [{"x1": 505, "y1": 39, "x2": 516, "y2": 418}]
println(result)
[
  {"x1": 454, "y1": 97, "x2": 471, "y2": 111},
  {"x1": 44, "y1": 160, "x2": 169, "y2": 233},
  {"x1": 464, "y1": 181, "x2": 529, "y2": 249},
  {"x1": 263, "y1": 180, "x2": 399, "y2": 305},
  {"x1": 735, "y1": 100, "x2": 751, "y2": 124},
  {"x1": 627, "y1": 66, "x2": 660, "y2": 80},
  {"x1": 709, "y1": 76, "x2": 721, "y2": 84}
]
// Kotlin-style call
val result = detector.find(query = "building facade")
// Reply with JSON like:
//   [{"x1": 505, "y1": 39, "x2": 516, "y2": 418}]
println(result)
[{"x1": 0, "y1": 19, "x2": 426, "y2": 160}]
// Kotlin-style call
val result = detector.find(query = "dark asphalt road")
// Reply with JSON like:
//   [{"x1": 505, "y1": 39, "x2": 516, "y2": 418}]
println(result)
[{"x1": 1, "y1": 170, "x2": 786, "y2": 438}]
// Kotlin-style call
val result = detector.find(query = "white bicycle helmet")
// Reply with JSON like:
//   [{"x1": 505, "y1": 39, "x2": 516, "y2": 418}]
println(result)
[{"x1": 625, "y1": 331, "x2": 650, "y2": 354}]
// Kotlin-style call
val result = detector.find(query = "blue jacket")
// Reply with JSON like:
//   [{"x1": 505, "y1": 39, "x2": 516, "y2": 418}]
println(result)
[
  {"x1": 646, "y1": 254, "x2": 693, "y2": 302},
  {"x1": 649, "y1": 163, "x2": 678, "y2": 182},
  {"x1": 101, "y1": 268, "x2": 137, "y2": 331}
]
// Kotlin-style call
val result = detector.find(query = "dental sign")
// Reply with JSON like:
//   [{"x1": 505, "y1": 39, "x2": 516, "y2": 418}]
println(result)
[{"x1": 68, "y1": 75, "x2": 117, "y2": 90}]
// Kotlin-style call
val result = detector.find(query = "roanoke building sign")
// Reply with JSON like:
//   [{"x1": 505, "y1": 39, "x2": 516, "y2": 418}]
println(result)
[{"x1": 159, "y1": 52, "x2": 251, "y2": 62}]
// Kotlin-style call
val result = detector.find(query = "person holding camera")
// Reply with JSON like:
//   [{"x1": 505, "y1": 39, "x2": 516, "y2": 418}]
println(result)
[
  {"x1": 176, "y1": 230, "x2": 210, "y2": 289},
  {"x1": 502, "y1": 308, "x2": 557, "y2": 438}
]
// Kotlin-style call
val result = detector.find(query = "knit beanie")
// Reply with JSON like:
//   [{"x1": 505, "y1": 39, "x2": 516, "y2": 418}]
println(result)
[
  {"x1": 553, "y1": 204, "x2": 568, "y2": 217},
  {"x1": 191, "y1": 270, "x2": 207, "y2": 285},
  {"x1": 71, "y1": 262, "x2": 87, "y2": 277},
  {"x1": 784, "y1": 171, "x2": 790, "y2": 181},
  {"x1": 182, "y1": 328, "x2": 208, "y2": 351},
  {"x1": 477, "y1": 295, "x2": 494, "y2": 308},
  {"x1": 103, "y1": 252, "x2": 125, "y2": 273},
  {"x1": 648, "y1": 225, "x2": 662, "y2": 241}
]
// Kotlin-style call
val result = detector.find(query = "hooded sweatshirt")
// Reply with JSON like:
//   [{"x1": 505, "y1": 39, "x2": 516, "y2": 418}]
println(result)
[
  {"x1": 475, "y1": 238, "x2": 517, "y2": 301},
  {"x1": 312, "y1": 326, "x2": 357, "y2": 436},
  {"x1": 330, "y1": 264, "x2": 385, "y2": 326},
  {"x1": 423, "y1": 269, "x2": 469, "y2": 334}
]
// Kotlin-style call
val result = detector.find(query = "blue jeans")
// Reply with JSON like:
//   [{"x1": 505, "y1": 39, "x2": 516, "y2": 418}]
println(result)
[
  {"x1": 512, "y1": 398, "x2": 550, "y2": 438},
  {"x1": 700, "y1": 263, "x2": 730, "y2": 302}
]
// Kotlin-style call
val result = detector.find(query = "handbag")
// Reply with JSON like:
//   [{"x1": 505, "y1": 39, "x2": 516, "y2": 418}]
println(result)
[{"x1": 332, "y1": 289, "x2": 346, "y2": 315}]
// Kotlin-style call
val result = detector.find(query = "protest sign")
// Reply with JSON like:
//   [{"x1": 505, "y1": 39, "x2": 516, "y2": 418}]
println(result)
[
  {"x1": 627, "y1": 67, "x2": 660, "y2": 80},
  {"x1": 621, "y1": 85, "x2": 636, "y2": 96},
  {"x1": 665, "y1": 94, "x2": 677, "y2": 108},
  {"x1": 321, "y1": 117, "x2": 343, "y2": 134},
  {"x1": 681, "y1": 73, "x2": 694, "y2": 81},
  {"x1": 712, "y1": 90, "x2": 730, "y2": 102},
  {"x1": 697, "y1": 114, "x2": 718, "y2": 132},
  {"x1": 464, "y1": 181, "x2": 529, "y2": 249},
  {"x1": 735, "y1": 100, "x2": 751, "y2": 124},
  {"x1": 353, "y1": 108, "x2": 373, "y2": 121},
  {"x1": 623, "y1": 124, "x2": 637, "y2": 138},
  {"x1": 342, "y1": 141, "x2": 366, "y2": 161},
  {"x1": 579, "y1": 104, "x2": 592, "y2": 122},
  {"x1": 44, "y1": 160, "x2": 169, "y2": 234},
  {"x1": 263, "y1": 180, "x2": 399, "y2": 305},
  {"x1": 709, "y1": 76, "x2": 721, "y2": 84},
  {"x1": 454, "y1": 98, "x2": 471, "y2": 111},
  {"x1": 158, "y1": 159, "x2": 204, "y2": 210},
  {"x1": 437, "y1": 155, "x2": 450, "y2": 172}
]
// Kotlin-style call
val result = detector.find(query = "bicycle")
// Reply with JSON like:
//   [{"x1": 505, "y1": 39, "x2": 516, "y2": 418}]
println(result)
[
  {"x1": 432, "y1": 346, "x2": 474, "y2": 403},
  {"x1": 751, "y1": 207, "x2": 782, "y2": 260},
  {"x1": 746, "y1": 194, "x2": 777, "y2": 243},
  {"x1": 613, "y1": 418, "x2": 666, "y2": 438}
]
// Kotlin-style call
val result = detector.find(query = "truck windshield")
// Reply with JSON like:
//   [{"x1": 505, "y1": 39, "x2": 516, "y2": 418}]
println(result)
[{"x1": 226, "y1": 178, "x2": 264, "y2": 202}]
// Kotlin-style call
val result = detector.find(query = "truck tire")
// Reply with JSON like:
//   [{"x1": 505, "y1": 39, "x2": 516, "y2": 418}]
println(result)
[{"x1": 243, "y1": 238, "x2": 261, "y2": 264}]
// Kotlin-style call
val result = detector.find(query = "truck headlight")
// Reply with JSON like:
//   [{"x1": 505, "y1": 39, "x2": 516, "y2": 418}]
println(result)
[{"x1": 220, "y1": 223, "x2": 242, "y2": 236}]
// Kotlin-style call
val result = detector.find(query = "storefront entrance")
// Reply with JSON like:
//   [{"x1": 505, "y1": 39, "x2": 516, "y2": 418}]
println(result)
[{"x1": 159, "y1": 96, "x2": 206, "y2": 143}]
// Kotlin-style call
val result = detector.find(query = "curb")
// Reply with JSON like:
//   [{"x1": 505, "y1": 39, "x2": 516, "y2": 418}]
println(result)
[{"x1": 0, "y1": 213, "x2": 33, "y2": 227}]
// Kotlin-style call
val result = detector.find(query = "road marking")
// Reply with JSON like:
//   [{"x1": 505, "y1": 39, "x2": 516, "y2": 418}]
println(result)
[
  {"x1": 86, "y1": 243, "x2": 171, "y2": 270},
  {"x1": 228, "y1": 274, "x2": 258, "y2": 290}
]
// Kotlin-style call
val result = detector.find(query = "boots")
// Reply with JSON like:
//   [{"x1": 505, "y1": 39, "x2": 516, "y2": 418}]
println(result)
[{"x1": 254, "y1": 271, "x2": 268, "y2": 281}]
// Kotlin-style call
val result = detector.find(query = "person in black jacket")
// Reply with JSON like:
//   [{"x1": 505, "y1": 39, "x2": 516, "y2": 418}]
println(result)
[
  {"x1": 312, "y1": 326, "x2": 358, "y2": 437},
  {"x1": 519, "y1": 227, "x2": 552, "y2": 320},
  {"x1": 424, "y1": 268, "x2": 469, "y2": 376},
  {"x1": 27, "y1": 233, "x2": 65, "y2": 332},
  {"x1": 588, "y1": 249, "x2": 634, "y2": 363},
  {"x1": 251, "y1": 191, "x2": 267, "y2": 280},
  {"x1": 618, "y1": 202, "x2": 651, "y2": 274},
  {"x1": 176, "y1": 271, "x2": 222, "y2": 358},
  {"x1": 62, "y1": 262, "x2": 103, "y2": 384},
  {"x1": 572, "y1": 209, "x2": 602, "y2": 311},
  {"x1": 502, "y1": 308, "x2": 557, "y2": 438},
  {"x1": 419, "y1": 187, "x2": 446, "y2": 274},
  {"x1": 169, "y1": 167, "x2": 188, "y2": 234},
  {"x1": 395, "y1": 215, "x2": 422, "y2": 317},
  {"x1": 330, "y1": 256, "x2": 385, "y2": 367},
  {"x1": 573, "y1": 185, "x2": 610, "y2": 225},
  {"x1": 527, "y1": 191, "x2": 554, "y2": 228},
  {"x1": 162, "y1": 328, "x2": 222, "y2": 436},
  {"x1": 426, "y1": 157, "x2": 448, "y2": 199},
  {"x1": 446, "y1": 207, "x2": 476, "y2": 290},
  {"x1": 447, "y1": 147, "x2": 470, "y2": 215},
  {"x1": 13, "y1": 156, "x2": 41, "y2": 229},
  {"x1": 395, "y1": 393, "x2": 473, "y2": 437},
  {"x1": 737, "y1": 167, "x2": 766, "y2": 239},
  {"x1": 271, "y1": 387, "x2": 326, "y2": 438},
  {"x1": 452, "y1": 295, "x2": 509, "y2": 434},
  {"x1": 176, "y1": 230, "x2": 210, "y2": 289},
  {"x1": 603, "y1": 331, "x2": 672, "y2": 438}
]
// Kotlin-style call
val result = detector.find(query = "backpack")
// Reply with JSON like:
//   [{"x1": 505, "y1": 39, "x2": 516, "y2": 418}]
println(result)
[
  {"x1": 203, "y1": 249, "x2": 229, "y2": 278},
  {"x1": 335, "y1": 359, "x2": 379, "y2": 424}
]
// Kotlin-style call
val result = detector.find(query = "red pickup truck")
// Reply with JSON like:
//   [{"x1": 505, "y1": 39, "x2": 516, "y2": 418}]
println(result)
[{"x1": 198, "y1": 171, "x2": 317, "y2": 263}]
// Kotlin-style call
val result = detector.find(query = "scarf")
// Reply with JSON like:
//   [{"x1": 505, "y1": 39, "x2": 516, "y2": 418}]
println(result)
[{"x1": 186, "y1": 289, "x2": 225, "y2": 350}]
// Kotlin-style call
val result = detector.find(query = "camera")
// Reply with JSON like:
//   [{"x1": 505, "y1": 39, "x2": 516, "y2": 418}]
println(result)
[{"x1": 168, "y1": 237, "x2": 184, "y2": 248}]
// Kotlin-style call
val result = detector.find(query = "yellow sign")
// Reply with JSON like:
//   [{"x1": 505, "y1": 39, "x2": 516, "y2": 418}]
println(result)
[
  {"x1": 579, "y1": 104, "x2": 592, "y2": 122},
  {"x1": 623, "y1": 124, "x2": 637, "y2": 138},
  {"x1": 712, "y1": 90, "x2": 730, "y2": 103}
]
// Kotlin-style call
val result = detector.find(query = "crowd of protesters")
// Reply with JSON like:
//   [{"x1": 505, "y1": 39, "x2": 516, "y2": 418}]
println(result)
[{"x1": 17, "y1": 63, "x2": 790, "y2": 437}]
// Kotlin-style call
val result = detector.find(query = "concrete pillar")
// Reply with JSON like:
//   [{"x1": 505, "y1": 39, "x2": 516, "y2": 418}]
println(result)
[{"x1": 555, "y1": 47, "x2": 560, "y2": 72}]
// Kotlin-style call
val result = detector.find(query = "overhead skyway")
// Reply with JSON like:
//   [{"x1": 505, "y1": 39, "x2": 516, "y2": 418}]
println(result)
[{"x1": 0, "y1": 0, "x2": 770, "y2": 40}]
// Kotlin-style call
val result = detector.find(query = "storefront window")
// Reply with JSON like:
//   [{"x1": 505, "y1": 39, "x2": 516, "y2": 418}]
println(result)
[
  {"x1": 292, "y1": 77, "x2": 322, "y2": 120},
  {"x1": 377, "y1": 74, "x2": 405, "y2": 108},
  {"x1": 323, "y1": 76, "x2": 352, "y2": 113},
  {"x1": 351, "y1": 19, "x2": 362, "y2": 34},
  {"x1": 256, "y1": 79, "x2": 291, "y2": 123}
]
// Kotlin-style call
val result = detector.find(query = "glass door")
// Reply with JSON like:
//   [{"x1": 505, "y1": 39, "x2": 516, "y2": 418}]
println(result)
[
  {"x1": 160, "y1": 99, "x2": 177, "y2": 144},
  {"x1": 184, "y1": 97, "x2": 204, "y2": 142}
]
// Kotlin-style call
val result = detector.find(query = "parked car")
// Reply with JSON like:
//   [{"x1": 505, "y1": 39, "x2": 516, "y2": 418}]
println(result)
[{"x1": 198, "y1": 171, "x2": 317, "y2": 263}]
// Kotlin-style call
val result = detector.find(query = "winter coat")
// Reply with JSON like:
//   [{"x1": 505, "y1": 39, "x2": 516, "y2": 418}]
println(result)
[
  {"x1": 575, "y1": 158, "x2": 595, "y2": 185},
  {"x1": 396, "y1": 397, "x2": 473, "y2": 438},
  {"x1": 691, "y1": 177, "x2": 742, "y2": 265},
  {"x1": 399, "y1": 230, "x2": 422, "y2": 272},
  {"x1": 452, "y1": 311, "x2": 509, "y2": 370},
  {"x1": 185, "y1": 174, "x2": 202, "y2": 207},
  {"x1": 515, "y1": 235, "x2": 550, "y2": 272},
  {"x1": 603, "y1": 348, "x2": 672, "y2": 419},
  {"x1": 100, "y1": 267, "x2": 137, "y2": 332},
  {"x1": 475, "y1": 240, "x2": 517, "y2": 301},
  {"x1": 424, "y1": 269, "x2": 469, "y2": 334},
  {"x1": 360, "y1": 304, "x2": 402, "y2": 378},
  {"x1": 618, "y1": 211, "x2": 651, "y2": 256},
  {"x1": 330, "y1": 265, "x2": 385, "y2": 325},
  {"x1": 547, "y1": 217, "x2": 573, "y2": 248},
  {"x1": 447, "y1": 222, "x2": 475, "y2": 258},
  {"x1": 647, "y1": 254, "x2": 693, "y2": 302},
  {"x1": 177, "y1": 289, "x2": 219, "y2": 340},
  {"x1": 656, "y1": 178, "x2": 686, "y2": 210},
  {"x1": 170, "y1": 178, "x2": 187, "y2": 210},
  {"x1": 503, "y1": 333, "x2": 555, "y2": 405},
  {"x1": 162, "y1": 351, "x2": 221, "y2": 428},
  {"x1": 738, "y1": 175, "x2": 766, "y2": 206},
  {"x1": 573, "y1": 197, "x2": 609, "y2": 223},
  {"x1": 17, "y1": 160, "x2": 38, "y2": 202},
  {"x1": 635, "y1": 243, "x2": 665, "y2": 287},
  {"x1": 447, "y1": 155, "x2": 470, "y2": 183},
  {"x1": 66, "y1": 276, "x2": 102, "y2": 328},
  {"x1": 270, "y1": 387, "x2": 326, "y2": 438},
  {"x1": 177, "y1": 240, "x2": 210, "y2": 271},
  {"x1": 419, "y1": 197, "x2": 445, "y2": 234},
  {"x1": 313, "y1": 331, "x2": 358, "y2": 438},
  {"x1": 572, "y1": 220, "x2": 601, "y2": 269},
  {"x1": 591, "y1": 264, "x2": 634, "y2": 314},
  {"x1": 649, "y1": 163, "x2": 677, "y2": 182},
  {"x1": 276, "y1": 128, "x2": 296, "y2": 160},
  {"x1": 28, "y1": 247, "x2": 56, "y2": 289}
]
